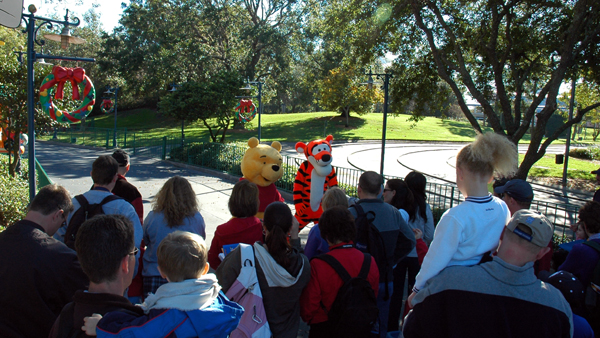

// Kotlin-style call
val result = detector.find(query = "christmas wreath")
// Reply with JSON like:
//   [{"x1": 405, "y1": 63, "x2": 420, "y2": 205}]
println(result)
[
  {"x1": 101, "y1": 99, "x2": 114, "y2": 114},
  {"x1": 39, "y1": 66, "x2": 96, "y2": 123},
  {"x1": 234, "y1": 99, "x2": 257, "y2": 123}
]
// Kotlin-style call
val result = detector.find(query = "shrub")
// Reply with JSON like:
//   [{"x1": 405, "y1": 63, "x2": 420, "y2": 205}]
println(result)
[
  {"x1": 569, "y1": 146, "x2": 600, "y2": 161},
  {"x1": 0, "y1": 156, "x2": 30, "y2": 229},
  {"x1": 169, "y1": 142, "x2": 246, "y2": 176}
]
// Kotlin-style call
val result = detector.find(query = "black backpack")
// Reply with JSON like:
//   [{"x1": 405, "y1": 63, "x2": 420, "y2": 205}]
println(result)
[
  {"x1": 351, "y1": 203, "x2": 390, "y2": 299},
  {"x1": 315, "y1": 253, "x2": 379, "y2": 338},
  {"x1": 64, "y1": 194, "x2": 121, "y2": 249},
  {"x1": 582, "y1": 241, "x2": 600, "y2": 334}
]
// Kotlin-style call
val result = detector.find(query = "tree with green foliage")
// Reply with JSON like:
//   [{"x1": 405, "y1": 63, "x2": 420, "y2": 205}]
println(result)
[
  {"x1": 99, "y1": 0, "x2": 305, "y2": 111},
  {"x1": 320, "y1": 67, "x2": 383, "y2": 127},
  {"x1": 571, "y1": 77, "x2": 600, "y2": 141},
  {"x1": 158, "y1": 70, "x2": 242, "y2": 143},
  {"x1": 320, "y1": 0, "x2": 600, "y2": 178},
  {"x1": 0, "y1": 27, "x2": 57, "y2": 177}
]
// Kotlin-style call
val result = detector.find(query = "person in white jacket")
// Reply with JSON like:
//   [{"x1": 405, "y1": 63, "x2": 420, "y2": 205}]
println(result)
[{"x1": 408, "y1": 133, "x2": 518, "y2": 307}]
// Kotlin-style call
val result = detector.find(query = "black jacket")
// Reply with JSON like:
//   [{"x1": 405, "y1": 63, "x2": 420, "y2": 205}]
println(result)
[{"x1": 0, "y1": 220, "x2": 88, "y2": 338}]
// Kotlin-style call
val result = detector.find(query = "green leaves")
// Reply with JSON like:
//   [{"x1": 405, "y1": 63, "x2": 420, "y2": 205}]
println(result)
[
  {"x1": 0, "y1": 156, "x2": 29, "y2": 227},
  {"x1": 158, "y1": 70, "x2": 243, "y2": 142}
]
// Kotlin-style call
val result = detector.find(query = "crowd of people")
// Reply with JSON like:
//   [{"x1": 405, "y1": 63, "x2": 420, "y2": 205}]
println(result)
[{"x1": 1, "y1": 134, "x2": 599, "y2": 338}]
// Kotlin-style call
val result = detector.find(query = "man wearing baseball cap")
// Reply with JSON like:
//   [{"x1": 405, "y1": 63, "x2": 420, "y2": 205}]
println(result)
[
  {"x1": 591, "y1": 168, "x2": 600, "y2": 203},
  {"x1": 494, "y1": 178, "x2": 534, "y2": 215},
  {"x1": 403, "y1": 209, "x2": 573, "y2": 338},
  {"x1": 494, "y1": 178, "x2": 552, "y2": 276}
]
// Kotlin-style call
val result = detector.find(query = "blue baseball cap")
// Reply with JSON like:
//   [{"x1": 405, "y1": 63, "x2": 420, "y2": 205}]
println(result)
[{"x1": 494, "y1": 179, "x2": 534, "y2": 202}]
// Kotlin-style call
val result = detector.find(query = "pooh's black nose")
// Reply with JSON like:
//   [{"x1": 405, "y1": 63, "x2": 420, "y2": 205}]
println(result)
[
  {"x1": 272, "y1": 165, "x2": 280, "y2": 172},
  {"x1": 322, "y1": 155, "x2": 331, "y2": 162}
]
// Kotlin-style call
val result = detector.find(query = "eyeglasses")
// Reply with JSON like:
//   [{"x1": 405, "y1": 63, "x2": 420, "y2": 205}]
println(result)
[
  {"x1": 383, "y1": 188, "x2": 392, "y2": 193},
  {"x1": 129, "y1": 247, "x2": 139, "y2": 256}
]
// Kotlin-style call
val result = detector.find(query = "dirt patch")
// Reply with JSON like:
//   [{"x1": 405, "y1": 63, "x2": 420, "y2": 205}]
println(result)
[{"x1": 529, "y1": 176, "x2": 597, "y2": 192}]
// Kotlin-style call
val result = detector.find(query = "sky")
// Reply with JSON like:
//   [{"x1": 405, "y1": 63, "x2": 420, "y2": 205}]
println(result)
[{"x1": 35, "y1": 0, "x2": 126, "y2": 33}]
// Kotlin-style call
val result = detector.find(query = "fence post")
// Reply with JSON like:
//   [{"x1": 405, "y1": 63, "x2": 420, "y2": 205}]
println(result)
[
  {"x1": 124, "y1": 129, "x2": 127, "y2": 148},
  {"x1": 105, "y1": 130, "x2": 109, "y2": 148},
  {"x1": 133, "y1": 133, "x2": 136, "y2": 156},
  {"x1": 162, "y1": 136, "x2": 167, "y2": 160},
  {"x1": 450, "y1": 186, "x2": 455, "y2": 209}
]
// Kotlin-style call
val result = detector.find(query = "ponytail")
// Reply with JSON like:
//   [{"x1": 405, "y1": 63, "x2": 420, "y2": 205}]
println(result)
[
  {"x1": 265, "y1": 225, "x2": 291, "y2": 269},
  {"x1": 263, "y1": 202, "x2": 293, "y2": 269},
  {"x1": 457, "y1": 133, "x2": 517, "y2": 178}
]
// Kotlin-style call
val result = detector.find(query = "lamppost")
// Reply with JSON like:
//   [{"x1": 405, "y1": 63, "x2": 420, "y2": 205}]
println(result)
[
  {"x1": 239, "y1": 79, "x2": 264, "y2": 141},
  {"x1": 168, "y1": 83, "x2": 184, "y2": 147},
  {"x1": 562, "y1": 76, "x2": 577, "y2": 187},
  {"x1": 363, "y1": 69, "x2": 393, "y2": 177},
  {"x1": 20, "y1": 5, "x2": 94, "y2": 201},
  {"x1": 104, "y1": 86, "x2": 120, "y2": 148}
]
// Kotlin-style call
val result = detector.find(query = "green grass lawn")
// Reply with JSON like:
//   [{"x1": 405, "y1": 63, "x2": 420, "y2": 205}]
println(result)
[
  {"x1": 81, "y1": 110, "x2": 501, "y2": 143},
  {"x1": 521, "y1": 154, "x2": 598, "y2": 180},
  {"x1": 82, "y1": 109, "x2": 600, "y2": 145}
]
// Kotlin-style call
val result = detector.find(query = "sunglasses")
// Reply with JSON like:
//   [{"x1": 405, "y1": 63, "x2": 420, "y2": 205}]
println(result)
[{"x1": 129, "y1": 247, "x2": 139, "y2": 256}]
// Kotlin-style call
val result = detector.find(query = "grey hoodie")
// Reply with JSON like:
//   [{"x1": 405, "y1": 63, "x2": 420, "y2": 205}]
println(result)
[{"x1": 217, "y1": 242, "x2": 311, "y2": 338}]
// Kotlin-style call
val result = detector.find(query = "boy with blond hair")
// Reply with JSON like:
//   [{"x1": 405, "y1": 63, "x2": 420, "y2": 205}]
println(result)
[{"x1": 83, "y1": 231, "x2": 243, "y2": 337}]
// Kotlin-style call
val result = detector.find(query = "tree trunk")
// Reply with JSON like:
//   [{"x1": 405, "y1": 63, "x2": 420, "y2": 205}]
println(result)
[
  {"x1": 219, "y1": 119, "x2": 231, "y2": 143},
  {"x1": 340, "y1": 107, "x2": 350, "y2": 127},
  {"x1": 202, "y1": 120, "x2": 217, "y2": 143}
]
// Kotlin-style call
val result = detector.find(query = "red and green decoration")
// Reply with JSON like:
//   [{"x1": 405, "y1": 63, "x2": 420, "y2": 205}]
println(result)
[
  {"x1": 234, "y1": 99, "x2": 257, "y2": 123},
  {"x1": 39, "y1": 66, "x2": 96, "y2": 123},
  {"x1": 101, "y1": 99, "x2": 114, "y2": 114}
]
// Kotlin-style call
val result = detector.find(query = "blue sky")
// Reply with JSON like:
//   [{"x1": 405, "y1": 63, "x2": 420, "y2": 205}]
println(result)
[{"x1": 36, "y1": 0, "x2": 126, "y2": 33}]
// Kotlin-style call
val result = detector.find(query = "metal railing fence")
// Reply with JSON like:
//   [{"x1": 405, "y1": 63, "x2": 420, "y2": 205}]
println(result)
[{"x1": 46, "y1": 128, "x2": 582, "y2": 236}]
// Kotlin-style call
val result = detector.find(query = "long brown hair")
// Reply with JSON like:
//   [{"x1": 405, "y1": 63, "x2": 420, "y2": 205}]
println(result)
[
  {"x1": 263, "y1": 202, "x2": 293, "y2": 269},
  {"x1": 153, "y1": 176, "x2": 199, "y2": 228}
]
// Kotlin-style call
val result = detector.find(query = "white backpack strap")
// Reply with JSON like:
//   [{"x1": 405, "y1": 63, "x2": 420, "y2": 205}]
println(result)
[{"x1": 239, "y1": 243, "x2": 255, "y2": 269}]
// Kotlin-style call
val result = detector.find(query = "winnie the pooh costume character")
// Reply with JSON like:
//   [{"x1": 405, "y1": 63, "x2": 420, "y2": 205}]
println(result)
[
  {"x1": 240, "y1": 137, "x2": 284, "y2": 219},
  {"x1": 293, "y1": 135, "x2": 338, "y2": 229}
]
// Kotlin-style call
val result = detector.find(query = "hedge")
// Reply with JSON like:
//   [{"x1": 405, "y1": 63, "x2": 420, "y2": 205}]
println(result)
[{"x1": 0, "y1": 155, "x2": 29, "y2": 229}]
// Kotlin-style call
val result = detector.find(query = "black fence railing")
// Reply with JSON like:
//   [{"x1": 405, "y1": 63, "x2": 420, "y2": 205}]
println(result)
[{"x1": 46, "y1": 127, "x2": 582, "y2": 237}]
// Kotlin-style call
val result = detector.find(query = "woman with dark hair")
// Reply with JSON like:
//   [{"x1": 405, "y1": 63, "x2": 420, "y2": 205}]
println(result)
[
  {"x1": 208, "y1": 180, "x2": 264, "y2": 269},
  {"x1": 383, "y1": 179, "x2": 416, "y2": 223},
  {"x1": 387, "y1": 174, "x2": 435, "y2": 331},
  {"x1": 301, "y1": 206, "x2": 379, "y2": 337},
  {"x1": 217, "y1": 202, "x2": 310, "y2": 338}
]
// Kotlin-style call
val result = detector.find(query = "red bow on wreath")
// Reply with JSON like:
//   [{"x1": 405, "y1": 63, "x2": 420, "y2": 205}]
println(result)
[
  {"x1": 238, "y1": 99, "x2": 254, "y2": 113},
  {"x1": 101, "y1": 99, "x2": 113, "y2": 109},
  {"x1": 52, "y1": 66, "x2": 86, "y2": 100}
]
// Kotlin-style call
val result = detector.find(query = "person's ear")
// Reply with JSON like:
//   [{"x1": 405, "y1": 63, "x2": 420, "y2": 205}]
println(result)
[
  {"x1": 53, "y1": 209, "x2": 64, "y2": 223},
  {"x1": 202, "y1": 262, "x2": 210, "y2": 275},
  {"x1": 535, "y1": 246, "x2": 551, "y2": 261},
  {"x1": 112, "y1": 174, "x2": 118, "y2": 184},
  {"x1": 125, "y1": 164, "x2": 130, "y2": 172},
  {"x1": 121, "y1": 255, "x2": 130, "y2": 274},
  {"x1": 158, "y1": 265, "x2": 166, "y2": 279}
]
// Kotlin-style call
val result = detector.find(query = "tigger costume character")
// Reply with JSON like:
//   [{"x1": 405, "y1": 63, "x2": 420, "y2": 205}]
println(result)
[{"x1": 293, "y1": 135, "x2": 338, "y2": 229}]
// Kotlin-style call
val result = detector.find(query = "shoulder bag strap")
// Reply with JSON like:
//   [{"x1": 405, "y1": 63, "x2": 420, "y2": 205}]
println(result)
[
  {"x1": 358, "y1": 253, "x2": 372, "y2": 280},
  {"x1": 315, "y1": 254, "x2": 352, "y2": 283}
]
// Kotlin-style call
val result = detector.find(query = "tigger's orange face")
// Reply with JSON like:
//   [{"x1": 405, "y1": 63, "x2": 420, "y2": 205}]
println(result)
[
  {"x1": 296, "y1": 135, "x2": 334, "y2": 168},
  {"x1": 306, "y1": 140, "x2": 332, "y2": 166}
]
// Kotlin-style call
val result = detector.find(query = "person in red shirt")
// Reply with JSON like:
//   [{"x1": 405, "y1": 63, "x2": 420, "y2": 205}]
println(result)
[
  {"x1": 208, "y1": 180, "x2": 264, "y2": 269},
  {"x1": 301, "y1": 206, "x2": 379, "y2": 337}
]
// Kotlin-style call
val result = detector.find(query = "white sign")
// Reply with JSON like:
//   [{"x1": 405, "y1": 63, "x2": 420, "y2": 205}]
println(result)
[{"x1": 0, "y1": 0, "x2": 23, "y2": 28}]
